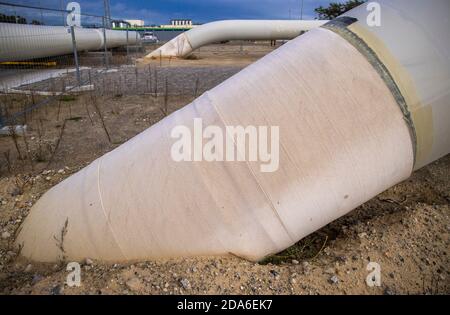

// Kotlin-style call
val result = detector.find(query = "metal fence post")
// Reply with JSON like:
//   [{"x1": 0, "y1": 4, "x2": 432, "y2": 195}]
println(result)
[
  {"x1": 70, "y1": 26, "x2": 82, "y2": 86},
  {"x1": 0, "y1": 106, "x2": 4, "y2": 128},
  {"x1": 103, "y1": 16, "x2": 109, "y2": 69},
  {"x1": 126, "y1": 25, "x2": 129, "y2": 64},
  {"x1": 88, "y1": 69, "x2": 92, "y2": 85},
  {"x1": 136, "y1": 31, "x2": 141, "y2": 52}
]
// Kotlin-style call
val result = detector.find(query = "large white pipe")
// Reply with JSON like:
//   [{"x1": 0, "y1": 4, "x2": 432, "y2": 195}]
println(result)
[
  {"x1": 340, "y1": 0, "x2": 450, "y2": 170},
  {"x1": 0, "y1": 23, "x2": 140, "y2": 62},
  {"x1": 146, "y1": 20, "x2": 328, "y2": 58},
  {"x1": 16, "y1": 0, "x2": 449, "y2": 262}
]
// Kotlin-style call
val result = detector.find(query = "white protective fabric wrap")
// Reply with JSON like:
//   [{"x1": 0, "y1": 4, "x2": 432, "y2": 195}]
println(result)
[
  {"x1": 0, "y1": 23, "x2": 140, "y2": 62},
  {"x1": 345, "y1": 0, "x2": 450, "y2": 169},
  {"x1": 17, "y1": 28, "x2": 415, "y2": 262}
]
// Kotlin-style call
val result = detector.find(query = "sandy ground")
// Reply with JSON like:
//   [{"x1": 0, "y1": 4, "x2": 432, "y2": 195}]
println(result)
[
  {"x1": 140, "y1": 42, "x2": 280, "y2": 67},
  {"x1": 0, "y1": 44, "x2": 448, "y2": 295}
]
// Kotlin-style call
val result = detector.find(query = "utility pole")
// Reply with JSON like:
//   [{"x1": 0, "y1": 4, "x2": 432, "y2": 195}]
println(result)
[
  {"x1": 300, "y1": 0, "x2": 304, "y2": 20},
  {"x1": 60, "y1": 0, "x2": 65, "y2": 26},
  {"x1": 39, "y1": 0, "x2": 44, "y2": 24},
  {"x1": 103, "y1": 0, "x2": 111, "y2": 29}
]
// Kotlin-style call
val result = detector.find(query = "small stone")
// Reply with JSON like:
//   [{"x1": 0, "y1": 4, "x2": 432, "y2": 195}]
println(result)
[
  {"x1": 32, "y1": 274, "x2": 44, "y2": 285},
  {"x1": 291, "y1": 259, "x2": 299, "y2": 265},
  {"x1": 51, "y1": 284, "x2": 64, "y2": 295},
  {"x1": 358, "y1": 232, "x2": 367, "y2": 239},
  {"x1": 337, "y1": 256, "x2": 348, "y2": 263},
  {"x1": 384, "y1": 288, "x2": 395, "y2": 295},
  {"x1": 45, "y1": 176, "x2": 51, "y2": 181},
  {"x1": 84, "y1": 258, "x2": 94, "y2": 266},
  {"x1": 325, "y1": 268, "x2": 335, "y2": 275},
  {"x1": 126, "y1": 278, "x2": 143, "y2": 292},
  {"x1": 269, "y1": 269, "x2": 279, "y2": 277},
  {"x1": 52, "y1": 264, "x2": 61, "y2": 271},
  {"x1": 1, "y1": 231, "x2": 11, "y2": 239},
  {"x1": 24, "y1": 264, "x2": 33, "y2": 272},
  {"x1": 58, "y1": 169, "x2": 65, "y2": 174},
  {"x1": 180, "y1": 278, "x2": 191, "y2": 290},
  {"x1": 290, "y1": 278, "x2": 297, "y2": 285},
  {"x1": 329, "y1": 275, "x2": 339, "y2": 284},
  {"x1": 11, "y1": 188, "x2": 21, "y2": 197},
  {"x1": 302, "y1": 261, "x2": 311, "y2": 275}
]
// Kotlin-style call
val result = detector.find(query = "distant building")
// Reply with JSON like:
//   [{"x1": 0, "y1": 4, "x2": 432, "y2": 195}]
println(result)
[
  {"x1": 159, "y1": 19, "x2": 195, "y2": 29},
  {"x1": 125, "y1": 19, "x2": 145, "y2": 27},
  {"x1": 171, "y1": 19, "x2": 192, "y2": 26},
  {"x1": 111, "y1": 20, "x2": 131, "y2": 28}
]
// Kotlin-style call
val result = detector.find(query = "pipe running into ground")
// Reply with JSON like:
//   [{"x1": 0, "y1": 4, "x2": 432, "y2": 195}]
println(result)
[
  {"x1": 16, "y1": 0, "x2": 450, "y2": 262},
  {"x1": 146, "y1": 20, "x2": 328, "y2": 58},
  {"x1": 0, "y1": 23, "x2": 140, "y2": 62}
]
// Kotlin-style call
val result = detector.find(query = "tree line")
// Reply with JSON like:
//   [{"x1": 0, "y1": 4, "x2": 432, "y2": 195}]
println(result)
[{"x1": 0, "y1": 13, "x2": 43, "y2": 25}]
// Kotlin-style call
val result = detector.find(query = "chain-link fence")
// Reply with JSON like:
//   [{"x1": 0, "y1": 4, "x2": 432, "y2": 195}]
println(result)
[{"x1": 0, "y1": 1, "x2": 144, "y2": 128}]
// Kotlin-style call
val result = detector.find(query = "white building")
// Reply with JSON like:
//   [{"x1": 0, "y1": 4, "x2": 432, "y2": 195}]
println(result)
[
  {"x1": 171, "y1": 19, "x2": 192, "y2": 27},
  {"x1": 124, "y1": 19, "x2": 145, "y2": 27},
  {"x1": 111, "y1": 20, "x2": 131, "y2": 28}
]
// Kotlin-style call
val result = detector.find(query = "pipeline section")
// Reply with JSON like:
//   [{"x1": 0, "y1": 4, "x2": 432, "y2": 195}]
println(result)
[
  {"x1": 16, "y1": 0, "x2": 450, "y2": 262},
  {"x1": 0, "y1": 23, "x2": 140, "y2": 62},
  {"x1": 146, "y1": 20, "x2": 328, "y2": 58}
]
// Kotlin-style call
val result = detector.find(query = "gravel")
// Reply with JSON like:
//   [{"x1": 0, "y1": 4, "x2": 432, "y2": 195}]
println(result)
[
  {"x1": 180, "y1": 278, "x2": 191, "y2": 290},
  {"x1": 329, "y1": 275, "x2": 339, "y2": 284},
  {"x1": 126, "y1": 278, "x2": 143, "y2": 292}
]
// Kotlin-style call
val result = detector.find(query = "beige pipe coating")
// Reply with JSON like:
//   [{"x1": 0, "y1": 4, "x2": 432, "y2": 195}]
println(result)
[{"x1": 16, "y1": 28, "x2": 414, "y2": 262}]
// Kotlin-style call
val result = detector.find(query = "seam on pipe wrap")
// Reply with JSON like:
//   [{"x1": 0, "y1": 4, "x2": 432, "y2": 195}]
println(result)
[
  {"x1": 179, "y1": 33, "x2": 194, "y2": 57},
  {"x1": 96, "y1": 158, "x2": 128, "y2": 260},
  {"x1": 322, "y1": 17, "x2": 418, "y2": 168},
  {"x1": 204, "y1": 91, "x2": 296, "y2": 245}
]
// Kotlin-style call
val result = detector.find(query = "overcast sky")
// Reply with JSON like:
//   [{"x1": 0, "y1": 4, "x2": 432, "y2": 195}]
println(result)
[{"x1": 2, "y1": 0, "x2": 345, "y2": 25}]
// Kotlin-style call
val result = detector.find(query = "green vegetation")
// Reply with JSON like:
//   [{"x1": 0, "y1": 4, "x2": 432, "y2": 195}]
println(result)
[
  {"x1": 59, "y1": 95, "x2": 77, "y2": 102},
  {"x1": 315, "y1": 0, "x2": 366, "y2": 20}
]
